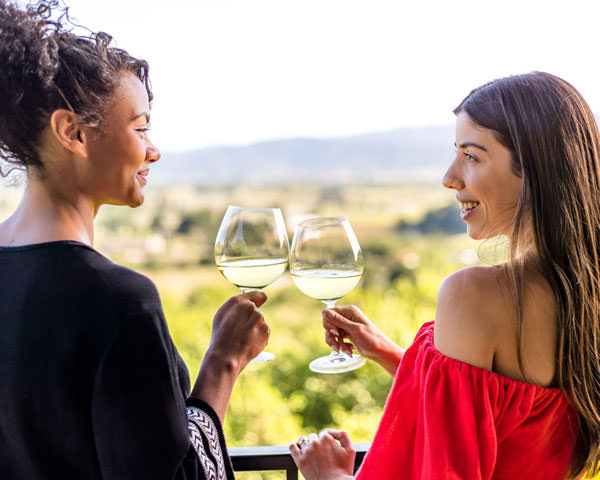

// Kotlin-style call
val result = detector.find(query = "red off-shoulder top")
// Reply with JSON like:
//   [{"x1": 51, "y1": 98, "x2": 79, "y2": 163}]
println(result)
[{"x1": 355, "y1": 322, "x2": 580, "y2": 479}]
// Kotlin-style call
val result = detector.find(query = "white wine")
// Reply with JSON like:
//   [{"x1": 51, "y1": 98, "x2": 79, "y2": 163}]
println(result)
[
  {"x1": 291, "y1": 268, "x2": 362, "y2": 301},
  {"x1": 217, "y1": 257, "x2": 288, "y2": 289}
]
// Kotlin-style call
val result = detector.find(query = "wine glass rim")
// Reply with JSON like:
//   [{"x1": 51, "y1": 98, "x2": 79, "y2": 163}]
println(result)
[
  {"x1": 297, "y1": 216, "x2": 348, "y2": 227},
  {"x1": 227, "y1": 204, "x2": 282, "y2": 212}
]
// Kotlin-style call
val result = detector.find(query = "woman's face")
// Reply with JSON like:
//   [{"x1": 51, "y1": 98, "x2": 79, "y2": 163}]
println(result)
[
  {"x1": 82, "y1": 73, "x2": 160, "y2": 208},
  {"x1": 443, "y1": 111, "x2": 523, "y2": 240}
]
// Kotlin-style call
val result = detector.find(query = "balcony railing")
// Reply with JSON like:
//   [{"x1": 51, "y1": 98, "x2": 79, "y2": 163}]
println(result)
[{"x1": 229, "y1": 443, "x2": 370, "y2": 479}]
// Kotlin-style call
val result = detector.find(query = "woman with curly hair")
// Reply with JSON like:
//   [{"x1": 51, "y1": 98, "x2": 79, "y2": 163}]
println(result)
[
  {"x1": 291, "y1": 72, "x2": 600, "y2": 479},
  {"x1": 0, "y1": 1, "x2": 270, "y2": 478}
]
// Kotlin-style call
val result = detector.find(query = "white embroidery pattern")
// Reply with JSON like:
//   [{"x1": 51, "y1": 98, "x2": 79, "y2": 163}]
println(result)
[
  {"x1": 187, "y1": 406, "x2": 226, "y2": 480},
  {"x1": 187, "y1": 420, "x2": 217, "y2": 480}
]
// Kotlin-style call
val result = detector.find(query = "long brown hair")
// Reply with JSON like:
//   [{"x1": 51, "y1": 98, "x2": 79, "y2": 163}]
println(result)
[{"x1": 455, "y1": 72, "x2": 600, "y2": 478}]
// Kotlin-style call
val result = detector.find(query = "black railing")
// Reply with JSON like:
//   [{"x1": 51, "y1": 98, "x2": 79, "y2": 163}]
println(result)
[{"x1": 229, "y1": 443, "x2": 370, "y2": 479}]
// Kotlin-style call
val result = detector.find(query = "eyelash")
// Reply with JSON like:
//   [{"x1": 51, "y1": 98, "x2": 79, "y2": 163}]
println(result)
[
  {"x1": 463, "y1": 151, "x2": 477, "y2": 162},
  {"x1": 136, "y1": 126, "x2": 151, "y2": 134}
]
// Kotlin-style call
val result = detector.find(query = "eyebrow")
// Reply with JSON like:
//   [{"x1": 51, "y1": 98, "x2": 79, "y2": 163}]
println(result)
[
  {"x1": 131, "y1": 112, "x2": 150, "y2": 123},
  {"x1": 454, "y1": 141, "x2": 488, "y2": 152}
]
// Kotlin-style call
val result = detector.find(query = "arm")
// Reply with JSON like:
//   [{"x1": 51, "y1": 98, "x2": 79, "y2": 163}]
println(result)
[
  {"x1": 322, "y1": 306, "x2": 404, "y2": 376},
  {"x1": 92, "y1": 292, "x2": 269, "y2": 479},
  {"x1": 190, "y1": 291, "x2": 269, "y2": 422},
  {"x1": 92, "y1": 311, "x2": 200, "y2": 478}
]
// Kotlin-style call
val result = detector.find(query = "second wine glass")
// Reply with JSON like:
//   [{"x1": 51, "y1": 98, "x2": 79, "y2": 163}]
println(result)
[
  {"x1": 290, "y1": 217, "x2": 365, "y2": 373},
  {"x1": 215, "y1": 205, "x2": 289, "y2": 362}
]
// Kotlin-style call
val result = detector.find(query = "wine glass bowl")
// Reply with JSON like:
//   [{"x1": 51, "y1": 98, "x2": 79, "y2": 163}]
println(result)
[
  {"x1": 215, "y1": 205, "x2": 289, "y2": 361},
  {"x1": 290, "y1": 217, "x2": 365, "y2": 373}
]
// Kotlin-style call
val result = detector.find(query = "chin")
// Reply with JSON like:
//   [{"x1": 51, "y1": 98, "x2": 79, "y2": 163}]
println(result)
[
  {"x1": 465, "y1": 223, "x2": 486, "y2": 240},
  {"x1": 128, "y1": 195, "x2": 145, "y2": 208},
  {"x1": 124, "y1": 184, "x2": 145, "y2": 208},
  {"x1": 466, "y1": 223, "x2": 505, "y2": 240},
  {"x1": 467, "y1": 231, "x2": 483, "y2": 240}
]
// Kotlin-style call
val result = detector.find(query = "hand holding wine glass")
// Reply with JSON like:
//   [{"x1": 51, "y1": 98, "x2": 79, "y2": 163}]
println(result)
[
  {"x1": 322, "y1": 306, "x2": 405, "y2": 377},
  {"x1": 191, "y1": 291, "x2": 271, "y2": 420},
  {"x1": 290, "y1": 217, "x2": 365, "y2": 373},
  {"x1": 207, "y1": 291, "x2": 270, "y2": 368},
  {"x1": 215, "y1": 205, "x2": 289, "y2": 362}
]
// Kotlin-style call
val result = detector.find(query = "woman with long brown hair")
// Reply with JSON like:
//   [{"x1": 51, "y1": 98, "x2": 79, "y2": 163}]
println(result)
[{"x1": 290, "y1": 72, "x2": 600, "y2": 479}]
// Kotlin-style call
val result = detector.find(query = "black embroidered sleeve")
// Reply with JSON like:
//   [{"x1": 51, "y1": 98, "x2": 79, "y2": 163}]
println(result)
[{"x1": 186, "y1": 398, "x2": 235, "y2": 480}]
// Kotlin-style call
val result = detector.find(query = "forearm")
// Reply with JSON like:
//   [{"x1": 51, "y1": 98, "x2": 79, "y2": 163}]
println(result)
[
  {"x1": 189, "y1": 349, "x2": 241, "y2": 423},
  {"x1": 370, "y1": 338, "x2": 405, "y2": 376}
]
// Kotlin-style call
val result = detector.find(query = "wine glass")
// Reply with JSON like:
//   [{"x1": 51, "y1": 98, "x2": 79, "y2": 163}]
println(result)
[
  {"x1": 215, "y1": 205, "x2": 289, "y2": 362},
  {"x1": 290, "y1": 217, "x2": 365, "y2": 373}
]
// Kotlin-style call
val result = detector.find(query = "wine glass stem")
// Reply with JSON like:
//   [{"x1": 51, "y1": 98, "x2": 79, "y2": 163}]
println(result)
[
  {"x1": 241, "y1": 288, "x2": 262, "y2": 294},
  {"x1": 321, "y1": 299, "x2": 356, "y2": 360}
]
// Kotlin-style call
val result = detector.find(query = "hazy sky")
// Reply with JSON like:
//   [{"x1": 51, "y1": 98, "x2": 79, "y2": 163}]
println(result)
[{"x1": 57, "y1": 0, "x2": 600, "y2": 153}]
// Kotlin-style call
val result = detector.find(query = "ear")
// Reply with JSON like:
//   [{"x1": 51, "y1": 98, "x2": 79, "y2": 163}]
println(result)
[{"x1": 49, "y1": 109, "x2": 88, "y2": 158}]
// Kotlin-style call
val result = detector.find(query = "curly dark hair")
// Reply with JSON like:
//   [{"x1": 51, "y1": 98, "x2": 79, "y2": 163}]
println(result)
[{"x1": 0, "y1": 0, "x2": 152, "y2": 176}]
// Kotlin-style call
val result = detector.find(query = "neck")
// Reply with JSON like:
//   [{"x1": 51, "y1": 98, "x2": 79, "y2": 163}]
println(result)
[{"x1": 0, "y1": 174, "x2": 97, "y2": 247}]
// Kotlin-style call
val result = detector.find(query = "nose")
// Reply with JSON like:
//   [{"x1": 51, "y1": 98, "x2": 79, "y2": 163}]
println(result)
[
  {"x1": 442, "y1": 159, "x2": 463, "y2": 190},
  {"x1": 146, "y1": 139, "x2": 161, "y2": 164}
]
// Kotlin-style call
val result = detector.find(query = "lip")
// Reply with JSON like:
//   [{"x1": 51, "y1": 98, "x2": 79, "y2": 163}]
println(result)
[
  {"x1": 460, "y1": 204, "x2": 479, "y2": 220},
  {"x1": 136, "y1": 170, "x2": 149, "y2": 186},
  {"x1": 456, "y1": 196, "x2": 480, "y2": 221}
]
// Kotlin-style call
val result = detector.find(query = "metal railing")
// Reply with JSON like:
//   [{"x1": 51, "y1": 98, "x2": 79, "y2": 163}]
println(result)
[{"x1": 229, "y1": 443, "x2": 370, "y2": 479}]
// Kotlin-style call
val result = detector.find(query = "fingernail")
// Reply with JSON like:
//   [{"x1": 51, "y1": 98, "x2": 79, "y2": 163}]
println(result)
[
  {"x1": 329, "y1": 328, "x2": 340, "y2": 336},
  {"x1": 331, "y1": 344, "x2": 339, "y2": 352},
  {"x1": 323, "y1": 309, "x2": 333, "y2": 319}
]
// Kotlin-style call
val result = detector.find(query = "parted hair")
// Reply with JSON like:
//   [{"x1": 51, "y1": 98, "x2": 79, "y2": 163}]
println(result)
[
  {"x1": 455, "y1": 72, "x2": 600, "y2": 479},
  {"x1": 0, "y1": 0, "x2": 152, "y2": 176}
]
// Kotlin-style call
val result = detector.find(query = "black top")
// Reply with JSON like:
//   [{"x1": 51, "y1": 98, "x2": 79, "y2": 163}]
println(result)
[{"x1": 0, "y1": 241, "x2": 235, "y2": 480}]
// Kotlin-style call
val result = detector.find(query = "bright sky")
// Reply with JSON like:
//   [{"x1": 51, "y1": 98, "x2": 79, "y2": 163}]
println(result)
[{"x1": 59, "y1": 0, "x2": 599, "y2": 153}]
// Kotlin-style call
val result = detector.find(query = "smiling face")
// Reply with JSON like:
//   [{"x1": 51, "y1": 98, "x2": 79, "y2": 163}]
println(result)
[
  {"x1": 443, "y1": 111, "x2": 523, "y2": 240},
  {"x1": 81, "y1": 73, "x2": 160, "y2": 208}
]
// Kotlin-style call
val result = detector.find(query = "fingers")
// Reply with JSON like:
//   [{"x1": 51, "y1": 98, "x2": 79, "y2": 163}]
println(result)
[
  {"x1": 325, "y1": 329, "x2": 339, "y2": 352},
  {"x1": 324, "y1": 322, "x2": 356, "y2": 356},
  {"x1": 341, "y1": 342, "x2": 354, "y2": 357},
  {"x1": 242, "y1": 290, "x2": 268, "y2": 307},
  {"x1": 323, "y1": 429, "x2": 354, "y2": 451},
  {"x1": 322, "y1": 310, "x2": 353, "y2": 350},
  {"x1": 219, "y1": 292, "x2": 267, "y2": 316},
  {"x1": 213, "y1": 295, "x2": 270, "y2": 351},
  {"x1": 219, "y1": 295, "x2": 265, "y2": 323},
  {"x1": 322, "y1": 308, "x2": 363, "y2": 334},
  {"x1": 330, "y1": 305, "x2": 367, "y2": 323},
  {"x1": 290, "y1": 431, "x2": 356, "y2": 480},
  {"x1": 291, "y1": 430, "x2": 352, "y2": 452},
  {"x1": 289, "y1": 434, "x2": 307, "y2": 462},
  {"x1": 291, "y1": 433, "x2": 320, "y2": 454},
  {"x1": 289, "y1": 441, "x2": 301, "y2": 464}
]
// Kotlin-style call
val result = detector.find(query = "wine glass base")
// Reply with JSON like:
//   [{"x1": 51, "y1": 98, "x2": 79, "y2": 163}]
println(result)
[
  {"x1": 309, "y1": 352, "x2": 366, "y2": 374},
  {"x1": 251, "y1": 351, "x2": 275, "y2": 362}
]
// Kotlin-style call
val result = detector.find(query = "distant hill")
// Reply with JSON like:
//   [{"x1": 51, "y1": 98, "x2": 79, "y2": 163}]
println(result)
[{"x1": 151, "y1": 125, "x2": 455, "y2": 185}]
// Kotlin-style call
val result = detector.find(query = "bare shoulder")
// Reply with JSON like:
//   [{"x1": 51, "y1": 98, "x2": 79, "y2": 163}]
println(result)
[{"x1": 434, "y1": 265, "x2": 512, "y2": 370}]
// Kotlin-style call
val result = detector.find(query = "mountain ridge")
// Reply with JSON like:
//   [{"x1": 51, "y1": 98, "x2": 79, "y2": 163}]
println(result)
[{"x1": 151, "y1": 125, "x2": 455, "y2": 185}]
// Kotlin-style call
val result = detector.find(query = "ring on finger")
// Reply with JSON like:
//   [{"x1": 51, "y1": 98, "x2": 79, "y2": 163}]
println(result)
[{"x1": 297, "y1": 436, "x2": 308, "y2": 448}]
